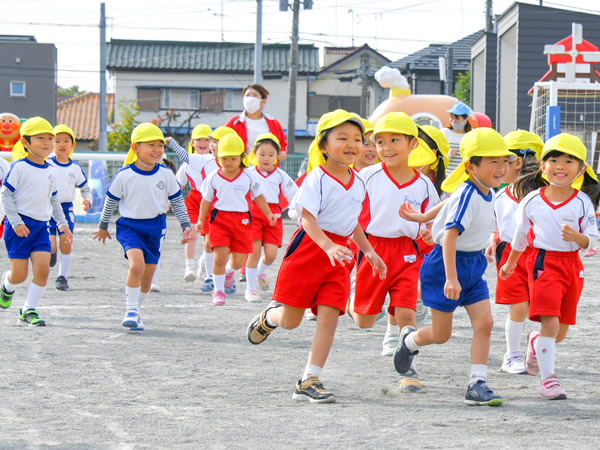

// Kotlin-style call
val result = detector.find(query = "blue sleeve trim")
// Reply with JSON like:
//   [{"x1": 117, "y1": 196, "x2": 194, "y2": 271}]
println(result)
[
  {"x1": 52, "y1": 190, "x2": 58, "y2": 196},
  {"x1": 168, "y1": 189, "x2": 182, "y2": 200},
  {"x1": 76, "y1": 180, "x2": 87, "y2": 188},
  {"x1": 445, "y1": 222, "x2": 465, "y2": 235},
  {"x1": 452, "y1": 185, "x2": 474, "y2": 226},
  {"x1": 4, "y1": 181, "x2": 15, "y2": 192},
  {"x1": 106, "y1": 191, "x2": 120, "y2": 201}
]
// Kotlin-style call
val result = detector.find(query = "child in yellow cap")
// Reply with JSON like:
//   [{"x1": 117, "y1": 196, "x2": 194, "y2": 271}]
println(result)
[
  {"x1": 0, "y1": 117, "x2": 73, "y2": 326},
  {"x1": 499, "y1": 132, "x2": 600, "y2": 400},
  {"x1": 93, "y1": 123, "x2": 192, "y2": 331},
  {"x1": 196, "y1": 133, "x2": 275, "y2": 305},
  {"x1": 246, "y1": 109, "x2": 386, "y2": 403},
  {"x1": 244, "y1": 133, "x2": 298, "y2": 302},
  {"x1": 352, "y1": 119, "x2": 378, "y2": 172},
  {"x1": 46, "y1": 124, "x2": 93, "y2": 291},
  {"x1": 395, "y1": 127, "x2": 514, "y2": 406}
]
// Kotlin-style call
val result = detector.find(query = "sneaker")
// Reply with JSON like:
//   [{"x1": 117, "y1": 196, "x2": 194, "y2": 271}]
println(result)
[
  {"x1": 184, "y1": 268, "x2": 196, "y2": 282},
  {"x1": 244, "y1": 289, "x2": 260, "y2": 302},
  {"x1": 526, "y1": 330, "x2": 540, "y2": 375},
  {"x1": 224, "y1": 273, "x2": 236, "y2": 294},
  {"x1": 49, "y1": 252, "x2": 57, "y2": 268},
  {"x1": 0, "y1": 280, "x2": 14, "y2": 309},
  {"x1": 399, "y1": 368, "x2": 423, "y2": 393},
  {"x1": 121, "y1": 310, "x2": 141, "y2": 329},
  {"x1": 130, "y1": 317, "x2": 144, "y2": 331},
  {"x1": 55, "y1": 275, "x2": 70, "y2": 291},
  {"x1": 150, "y1": 283, "x2": 160, "y2": 293},
  {"x1": 292, "y1": 377, "x2": 336, "y2": 403},
  {"x1": 212, "y1": 291, "x2": 226, "y2": 306},
  {"x1": 381, "y1": 334, "x2": 399, "y2": 357},
  {"x1": 200, "y1": 276, "x2": 214, "y2": 293},
  {"x1": 393, "y1": 326, "x2": 419, "y2": 375},
  {"x1": 539, "y1": 374, "x2": 567, "y2": 400},
  {"x1": 584, "y1": 248, "x2": 597, "y2": 257},
  {"x1": 501, "y1": 351, "x2": 527, "y2": 374},
  {"x1": 305, "y1": 309, "x2": 317, "y2": 321},
  {"x1": 257, "y1": 273, "x2": 270, "y2": 291},
  {"x1": 247, "y1": 302, "x2": 280, "y2": 344},
  {"x1": 464, "y1": 380, "x2": 504, "y2": 406},
  {"x1": 18, "y1": 308, "x2": 46, "y2": 327},
  {"x1": 239, "y1": 273, "x2": 247, "y2": 282},
  {"x1": 415, "y1": 297, "x2": 429, "y2": 328}
]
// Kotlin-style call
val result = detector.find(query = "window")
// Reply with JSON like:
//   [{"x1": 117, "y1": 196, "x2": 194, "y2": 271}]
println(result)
[
  {"x1": 10, "y1": 81, "x2": 25, "y2": 97},
  {"x1": 191, "y1": 90, "x2": 200, "y2": 110},
  {"x1": 137, "y1": 88, "x2": 160, "y2": 111}
]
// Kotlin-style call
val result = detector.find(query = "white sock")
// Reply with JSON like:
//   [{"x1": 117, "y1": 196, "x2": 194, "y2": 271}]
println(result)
[
  {"x1": 2, "y1": 272, "x2": 17, "y2": 292},
  {"x1": 265, "y1": 308, "x2": 278, "y2": 328},
  {"x1": 257, "y1": 260, "x2": 270, "y2": 276},
  {"x1": 138, "y1": 290, "x2": 149, "y2": 308},
  {"x1": 126, "y1": 286, "x2": 140, "y2": 311},
  {"x1": 58, "y1": 253, "x2": 72, "y2": 277},
  {"x1": 185, "y1": 258, "x2": 195, "y2": 270},
  {"x1": 302, "y1": 364, "x2": 322, "y2": 381},
  {"x1": 405, "y1": 330, "x2": 420, "y2": 352},
  {"x1": 505, "y1": 317, "x2": 525, "y2": 354},
  {"x1": 22, "y1": 282, "x2": 45, "y2": 311},
  {"x1": 213, "y1": 274, "x2": 225, "y2": 292},
  {"x1": 535, "y1": 336, "x2": 556, "y2": 379},
  {"x1": 152, "y1": 261, "x2": 160, "y2": 284},
  {"x1": 469, "y1": 364, "x2": 487, "y2": 385},
  {"x1": 410, "y1": 358, "x2": 417, "y2": 371},
  {"x1": 386, "y1": 319, "x2": 396, "y2": 337},
  {"x1": 246, "y1": 267, "x2": 258, "y2": 291},
  {"x1": 204, "y1": 252, "x2": 214, "y2": 277},
  {"x1": 225, "y1": 262, "x2": 235, "y2": 275}
]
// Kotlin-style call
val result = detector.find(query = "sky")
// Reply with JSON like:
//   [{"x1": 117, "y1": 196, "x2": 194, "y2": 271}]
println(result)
[{"x1": 2, "y1": 0, "x2": 599, "y2": 92}]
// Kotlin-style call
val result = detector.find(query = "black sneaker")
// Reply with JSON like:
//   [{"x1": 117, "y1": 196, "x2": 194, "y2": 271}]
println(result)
[
  {"x1": 292, "y1": 377, "x2": 336, "y2": 403},
  {"x1": 55, "y1": 275, "x2": 70, "y2": 291},
  {"x1": 239, "y1": 273, "x2": 247, "y2": 282},
  {"x1": 247, "y1": 302, "x2": 280, "y2": 345},
  {"x1": 393, "y1": 326, "x2": 419, "y2": 375},
  {"x1": 464, "y1": 380, "x2": 504, "y2": 406},
  {"x1": 49, "y1": 252, "x2": 57, "y2": 268},
  {"x1": 0, "y1": 282, "x2": 14, "y2": 309},
  {"x1": 18, "y1": 309, "x2": 46, "y2": 327}
]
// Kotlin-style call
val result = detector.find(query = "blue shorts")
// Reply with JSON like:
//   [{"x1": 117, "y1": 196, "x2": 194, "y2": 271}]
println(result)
[
  {"x1": 419, "y1": 244, "x2": 489, "y2": 313},
  {"x1": 116, "y1": 215, "x2": 167, "y2": 265},
  {"x1": 49, "y1": 202, "x2": 75, "y2": 235},
  {"x1": 3, "y1": 215, "x2": 51, "y2": 259}
]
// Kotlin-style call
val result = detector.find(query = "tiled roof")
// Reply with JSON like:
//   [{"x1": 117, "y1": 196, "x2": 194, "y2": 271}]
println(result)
[
  {"x1": 107, "y1": 39, "x2": 320, "y2": 74},
  {"x1": 390, "y1": 31, "x2": 482, "y2": 72},
  {"x1": 57, "y1": 93, "x2": 114, "y2": 141}
]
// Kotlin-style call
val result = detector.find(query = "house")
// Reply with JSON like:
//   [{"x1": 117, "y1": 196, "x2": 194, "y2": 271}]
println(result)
[
  {"x1": 470, "y1": 2, "x2": 600, "y2": 134},
  {"x1": 0, "y1": 35, "x2": 56, "y2": 120},
  {"x1": 106, "y1": 39, "x2": 320, "y2": 152}
]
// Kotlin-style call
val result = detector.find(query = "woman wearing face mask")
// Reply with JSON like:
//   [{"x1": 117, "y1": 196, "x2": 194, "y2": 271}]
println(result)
[
  {"x1": 442, "y1": 102, "x2": 472, "y2": 173},
  {"x1": 225, "y1": 84, "x2": 288, "y2": 161}
]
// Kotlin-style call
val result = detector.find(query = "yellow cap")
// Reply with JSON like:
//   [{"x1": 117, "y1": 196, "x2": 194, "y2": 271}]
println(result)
[
  {"x1": 541, "y1": 133, "x2": 597, "y2": 188},
  {"x1": 441, "y1": 128, "x2": 516, "y2": 193},
  {"x1": 249, "y1": 132, "x2": 280, "y2": 166},
  {"x1": 188, "y1": 124, "x2": 212, "y2": 153},
  {"x1": 504, "y1": 130, "x2": 544, "y2": 160},
  {"x1": 408, "y1": 138, "x2": 437, "y2": 168},
  {"x1": 210, "y1": 126, "x2": 236, "y2": 141},
  {"x1": 419, "y1": 125, "x2": 450, "y2": 172},
  {"x1": 371, "y1": 112, "x2": 418, "y2": 140},
  {"x1": 307, "y1": 109, "x2": 364, "y2": 173},
  {"x1": 360, "y1": 118, "x2": 375, "y2": 135},
  {"x1": 11, "y1": 117, "x2": 54, "y2": 161},
  {"x1": 53, "y1": 124, "x2": 77, "y2": 157},
  {"x1": 124, "y1": 123, "x2": 165, "y2": 166},
  {"x1": 217, "y1": 133, "x2": 249, "y2": 167}
]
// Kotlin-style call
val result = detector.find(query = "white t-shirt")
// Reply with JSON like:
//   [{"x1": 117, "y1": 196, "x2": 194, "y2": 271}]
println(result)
[
  {"x1": 432, "y1": 180, "x2": 495, "y2": 251},
  {"x1": 512, "y1": 187, "x2": 598, "y2": 252},
  {"x1": 184, "y1": 154, "x2": 217, "y2": 190},
  {"x1": 493, "y1": 185, "x2": 519, "y2": 243},
  {"x1": 176, "y1": 163, "x2": 188, "y2": 187},
  {"x1": 2, "y1": 158, "x2": 58, "y2": 221},
  {"x1": 0, "y1": 157, "x2": 9, "y2": 183},
  {"x1": 48, "y1": 157, "x2": 91, "y2": 204},
  {"x1": 200, "y1": 167, "x2": 265, "y2": 212},
  {"x1": 250, "y1": 166, "x2": 298, "y2": 204},
  {"x1": 292, "y1": 166, "x2": 366, "y2": 237},
  {"x1": 361, "y1": 163, "x2": 440, "y2": 239},
  {"x1": 442, "y1": 128, "x2": 466, "y2": 173},
  {"x1": 107, "y1": 163, "x2": 182, "y2": 219},
  {"x1": 245, "y1": 117, "x2": 270, "y2": 153}
]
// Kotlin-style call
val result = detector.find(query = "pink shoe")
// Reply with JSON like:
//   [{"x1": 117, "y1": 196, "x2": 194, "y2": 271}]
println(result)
[
  {"x1": 224, "y1": 272, "x2": 235, "y2": 290},
  {"x1": 539, "y1": 374, "x2": 567, "y2": 400},
  {"x1": 212, "y1": 291, "x2": 226, "y2": 306},
  {"x1": 257, "y1": 273, "x2": 270, "y2": 291},
  {"x1": 526, "y1": 330, "x2": 540, "y2": 375},
  {"x1": 584, "y1": 248, "x2": 597, "y2": 257}
]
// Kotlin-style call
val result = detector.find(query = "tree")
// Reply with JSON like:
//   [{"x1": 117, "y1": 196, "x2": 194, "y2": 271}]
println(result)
[
  {"x1": 154, "y1": 109, "x2": 204, "y2": 146},
  {"x1": 454, "y1": 70, "x2": 471, "y2": 106},
  {"x1": 57, "y1": 85, "x2": 87, "y2": 97},
  {"x1": 107, "y1": 102, "x2": 140, "y2": 152}
]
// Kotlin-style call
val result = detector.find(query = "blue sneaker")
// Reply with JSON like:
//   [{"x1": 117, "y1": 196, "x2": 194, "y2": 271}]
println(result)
[
  {"x1": 393, "y1": 326, "x2": 419, "y2": 375},
  {"x1": 464, "y1": 380, "x2": 503, "y2": 406},
  {"x1": 200, "y1": 276, "x2": 214, "y2": 293},
  {"x1": 121, "y1": 310, "x2": 143, "y2": 330}
]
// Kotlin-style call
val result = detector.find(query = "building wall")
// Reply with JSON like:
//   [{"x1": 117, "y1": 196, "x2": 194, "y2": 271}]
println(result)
[
  {"x1": 0, "y1": 41, "x2": 56, "y2": 120},
  {"x1": 497, "y1": 20, "x2": 518, "y2": 134}
]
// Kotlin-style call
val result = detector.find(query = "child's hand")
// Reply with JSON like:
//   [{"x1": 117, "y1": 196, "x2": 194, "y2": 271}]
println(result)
[
  {"x1": 399, "y1": 202, "x2": 426, "y2": 223},
  {"x1": 444, "y1": 277, "x2": 462, "y2": 300},
  {"x1": 561, "y1": 224, "x2": 579, "y2": 242},
  {"x1": 165, "y1": 137, "x2": 173, "y2": 143},
  {"x1": 181, "y1": 227, "x2": 192, "y2": 244},
  {"x1": 325, "y1": 244, "x2": 354, "y2": 267},
  {"x1": 499, "y1": 262, "x2": 515, "y2": 280},
  {"x1": 83, "y1": 200, "x2": 91, "y2": 212},
  {"x1": 13, "y1": 224, "x2": 29, "y2": 237},
  {"x1": 485, "y1": 242, "x2": 497, "y2": 263},
  {"x1": 364, "y1": 251, "x2": 387, "y2": 280},
  {"x1": 419, "y1": 228, "x2": 434, "y2": 246},
  {"x1": 267, "y1": 213, "x2": 277, "y2": 227},
  {"x1": 195, "y1": 221, "x2": 204, "y2": 233},
  {"x1": 59, "y1": 227, "x2": 73, "y2": 245},
  {"x1": 93, "y1": 229, "x2": 111, "y2": 244}
]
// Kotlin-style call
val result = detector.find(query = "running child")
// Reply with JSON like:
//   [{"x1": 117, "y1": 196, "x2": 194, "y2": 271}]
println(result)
[
  {"x1": 246, "y1": 109, "x2": 387, "y2": 403},
  {"x1": 349, "y1": 112, "x2": 439, "y2": 393},
  {"x1": 499, "y1": 133, "x2": 599, "y2": 400},
  {"x1": 244, "y1": 133, "x2": 298, "y2": 302},
  {"x1": 197, "y1": 133, "x2": 276, "y2": 305},
  {"x1": 394, "y1": 127, "x2": 514, "y2": 406},
  {"x1": 47, "y1": 124, "x2": 93, "y2": 291},
  {"x1": 0, "y1": 117, "x2": 73, "y2": 326},
  {"x1": 93, "y1": 123, "x2": 192, "y2": 330},
  {"x1": 352, "y1": 119, "x2": 378, "y2": 172},
  {"x1": 485, "y1": 130, "x2": 543, "y2": 374}
]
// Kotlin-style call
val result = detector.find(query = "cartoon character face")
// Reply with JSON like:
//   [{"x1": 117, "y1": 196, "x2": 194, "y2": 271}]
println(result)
[{"x1": 0, "y1": 112, "x2": 21, "y2": 143}]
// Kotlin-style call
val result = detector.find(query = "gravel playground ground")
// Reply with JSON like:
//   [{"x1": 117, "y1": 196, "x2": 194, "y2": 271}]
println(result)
[{"x1": 1, "y1": 215, "x2": 599, "y2": 449}]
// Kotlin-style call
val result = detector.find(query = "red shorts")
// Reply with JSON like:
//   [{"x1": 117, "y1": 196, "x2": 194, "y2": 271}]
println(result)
[
  {"x1": 354, "y1": 236, "x2": 421, "y2": 315},
  {"x1": 251, "y1": 202, "x2": 284, "y2": 246},
  {"x1": 346, "y1": 239, "x2": 358, "y2": 272},
  {"x1": 199, "y1": 206, "x2": 212, "y2": 236},
  {"x1": 209, "y1": 209, "x2": 253, "y2": 254},
  {"x1": 527, "y1": 249, "x2": 583, "y2": 325},
  {"x1": 272, "y1": 228, "x2": 352, "y2": 315},
  {"x1": 415, "y1": 236, "x2": 435, "y2": 258},
  {"x1": 494, "y1": 242, "x2": 533, "y2": 305},
  {"x1": 184, "y1": 188, "x2": 202, "y2": 224}
]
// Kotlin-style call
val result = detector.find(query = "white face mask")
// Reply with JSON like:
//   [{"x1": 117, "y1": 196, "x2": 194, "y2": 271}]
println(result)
[
  {"x1": 451, "y1": 120, "x2": 466, "y2": 131},
  {"x1": 243, "y1": 96, "x2": 262, "y2": 114}
]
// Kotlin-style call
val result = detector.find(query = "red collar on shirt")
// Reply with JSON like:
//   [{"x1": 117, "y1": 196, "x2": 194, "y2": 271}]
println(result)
[
  {"x1": 540, "y1": 186, "x2": 578, "y2": 210},
  {"x1": 319, "y1": 165, "x2": 355, "y2": 191},
  {"x1": 382, "y1": 163, "x2": 419, "y2": 190}
]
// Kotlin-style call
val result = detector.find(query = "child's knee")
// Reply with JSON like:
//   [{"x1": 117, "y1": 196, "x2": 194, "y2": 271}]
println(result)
[
  {"x1": 279, "y1": 314, "x2": 303, "y2": 330},
  {"x1": 353, "y1": 314, "x2": 376, "y2": 329},
  {"x1": 473, "y1": 316, "x2": 494, "y2": 335}
]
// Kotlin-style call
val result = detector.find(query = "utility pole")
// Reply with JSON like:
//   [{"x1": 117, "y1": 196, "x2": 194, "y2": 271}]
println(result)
[
  {"x1": 254, "y1": 0, "x2": 263, "y2": 83},
  {"x1": 287, "y1": 0, "x2": 300, "y2": 154},
  {"x1": 446, "y1": 47, "x2": 454, "y2": 96},
  {"x1": 99, "y1": 3, "x2": 107, "y2": 152},
  {"x1": 485, "y1": 0, "x2": 493, "y2": 32},
  {"x1": 359, "y1": 53, "x2": 369, "y2": 117}
]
